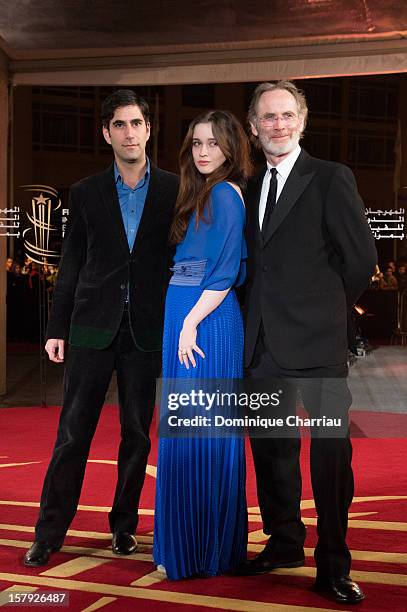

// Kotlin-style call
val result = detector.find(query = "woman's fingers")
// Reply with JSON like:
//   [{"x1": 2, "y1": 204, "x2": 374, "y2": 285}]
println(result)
[
  {"x1": 178, "y1": 344, "x2": 205, "y2": 368},
  {"x1": 182, "y1": 352, "x2": 190, "y2": 370},
  {"x1": 178, "y1": 347, "x2": 188, "y2": 366},
  {"x1": 187, "y1": 347, "x2": 196, "y2": 368},
  {"x1": 194, "y1": 344, "x2": 205, "y2": 359}
]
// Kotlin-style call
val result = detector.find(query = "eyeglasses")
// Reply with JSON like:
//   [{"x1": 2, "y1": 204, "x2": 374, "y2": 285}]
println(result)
[{"x1": 257, "y1": 113, "x2": 298, "y2": 126}]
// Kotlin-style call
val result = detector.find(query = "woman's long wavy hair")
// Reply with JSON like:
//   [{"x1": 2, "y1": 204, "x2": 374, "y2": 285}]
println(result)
[{"x1": 170, "y1": 110, "x2": 252, "y2": 244}]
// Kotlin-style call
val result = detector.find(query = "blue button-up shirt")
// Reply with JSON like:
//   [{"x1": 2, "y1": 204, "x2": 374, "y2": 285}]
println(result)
[{"x1": 114, "y1": 159, "x2": 150, "y2": 252}]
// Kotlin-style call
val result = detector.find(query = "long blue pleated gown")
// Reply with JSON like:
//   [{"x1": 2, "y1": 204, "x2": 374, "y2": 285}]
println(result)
[{"x1": 154, "y1": 182, "x2": 248, "y2": 580}]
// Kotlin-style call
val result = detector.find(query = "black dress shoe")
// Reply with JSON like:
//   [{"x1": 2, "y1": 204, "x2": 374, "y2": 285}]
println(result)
[
  {"x1": 112, "y1": 532, "x2": 137, "y2": 555},
  {"x1": 24, "y1": 541, "x2": 61, "y2": 567},
  {"x1": 314, "y1": 575, "x2": 365, "y2": 604},
  {"x1": 235, "y1": 540, "x2": 305, "y2": 575}
]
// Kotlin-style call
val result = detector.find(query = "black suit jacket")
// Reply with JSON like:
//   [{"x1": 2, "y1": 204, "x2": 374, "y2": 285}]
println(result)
[
  {"x1": 46, "y1": 162, "x2": 179, "y2": 351},
  {"x1": 244, "y1": 149, "x2": 377, "y2": 369}
]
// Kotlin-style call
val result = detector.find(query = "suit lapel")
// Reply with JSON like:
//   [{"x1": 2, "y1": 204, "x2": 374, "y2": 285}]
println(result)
[
  {"x1": 131, "y1": 164, "x2": 159, "y2": 253},
  {"x1": 262, "y1": 149, "x2": 315, "y2": 247},
  {"x1": 97, "y1": 163, "x2": 130, "y2": 254}
]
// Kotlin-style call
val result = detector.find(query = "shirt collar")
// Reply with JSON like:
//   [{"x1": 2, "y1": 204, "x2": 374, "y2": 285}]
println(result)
[
  {"x1": 114, "y1": 157, "x2": 150, "y2": 186},
  {"x1": 267, "y1": 144, "x2": 301, "y2": 180}
]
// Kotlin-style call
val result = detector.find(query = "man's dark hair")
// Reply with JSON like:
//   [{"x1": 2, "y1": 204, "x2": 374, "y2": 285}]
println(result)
[{"x1": 101, "y1": 89, "x2": 150, "y2": 129}]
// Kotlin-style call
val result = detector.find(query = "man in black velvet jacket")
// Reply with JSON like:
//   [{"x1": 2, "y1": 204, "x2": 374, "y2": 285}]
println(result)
[
  {"x1": 24, "y1": 90, "x2": 179, "y2": 567},
  {"x1": 240, "y1": 82, "x2": 377, "y2": 604}
]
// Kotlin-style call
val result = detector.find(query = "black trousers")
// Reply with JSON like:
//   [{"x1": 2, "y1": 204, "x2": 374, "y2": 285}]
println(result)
[
  {"x1": 246, "y1": 326, "x2": 354, "y2": 577},
  {"x1": 35, "y1": 311, "x2": 161, "y2": 546}
]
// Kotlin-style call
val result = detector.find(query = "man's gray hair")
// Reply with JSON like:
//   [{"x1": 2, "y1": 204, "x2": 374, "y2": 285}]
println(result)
[{"x1": 247, "y1": 81, "x2": 308, "y2": 130}]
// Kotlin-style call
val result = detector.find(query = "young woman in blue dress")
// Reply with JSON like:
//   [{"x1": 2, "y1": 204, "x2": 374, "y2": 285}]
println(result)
[{"x1": 154, "y1": 110, "x2": 252, "y2": 580}]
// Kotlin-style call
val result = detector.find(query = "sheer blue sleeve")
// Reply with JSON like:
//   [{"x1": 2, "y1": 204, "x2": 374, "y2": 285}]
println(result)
[{"x1": 202, "y1": 182, "x2": 246, "y2": 291}]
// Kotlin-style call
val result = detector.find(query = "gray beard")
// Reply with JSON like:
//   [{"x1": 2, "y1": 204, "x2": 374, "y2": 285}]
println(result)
[{"x1": 259, "y1": 131, "x2": 301, "y2": 157}]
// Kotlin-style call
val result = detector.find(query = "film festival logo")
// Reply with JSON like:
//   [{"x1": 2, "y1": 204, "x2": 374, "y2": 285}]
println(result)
[
  {"x1": 22, "y1": 186, "x2": 61, "y2": 265},
  {"x1": 1, "y1": 185, "x2": 69, "y2": 265}
]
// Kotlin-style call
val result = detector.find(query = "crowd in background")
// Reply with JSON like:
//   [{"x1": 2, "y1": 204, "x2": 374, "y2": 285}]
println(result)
[
  {"x1": 5, "y1": 257, "x2": 59, "y2": 342},
  {"x1": 371, "y1": 259, "x2": 407, "y2": 292},
  {"x1": 4, "y1": 255, "x2": 407, "y2": 343}
]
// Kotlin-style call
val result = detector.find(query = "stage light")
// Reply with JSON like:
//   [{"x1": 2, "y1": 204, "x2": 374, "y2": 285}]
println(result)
[{"x1": 354, "y1": 305, "x2": 365, "y2": 316}]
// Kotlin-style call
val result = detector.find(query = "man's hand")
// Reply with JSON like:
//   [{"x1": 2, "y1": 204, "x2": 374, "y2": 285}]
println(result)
[{"x1": 45, "y1": 339, "x2": 65, "y2": 363}]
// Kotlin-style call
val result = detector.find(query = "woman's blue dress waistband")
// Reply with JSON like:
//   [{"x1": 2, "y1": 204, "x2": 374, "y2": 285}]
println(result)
[{"x1": 169, "y1": 259, "x2": 207, "y2": 286}]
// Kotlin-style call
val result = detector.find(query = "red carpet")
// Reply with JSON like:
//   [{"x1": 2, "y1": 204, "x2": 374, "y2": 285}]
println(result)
[{"x1": 0, "y1": 405, "x2": 406, "y2": 611}]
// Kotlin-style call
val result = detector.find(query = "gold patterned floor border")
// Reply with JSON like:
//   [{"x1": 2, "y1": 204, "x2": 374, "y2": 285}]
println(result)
[
  {"x1": 0, "y1": 571, "x2": 359, "y2": 612},
  {"x1": 1, "y1": 539, "x2": 407, "y2": 587},
  {"x1": 249, "y1": 496, "x2": 407, "y2": 513},
  {"x1": 2, "y1": 498, "x2": 407, "y2": 530},
  {"x1": 2, "y1": 525, "x2": 407, "y2": 564},
  {"x1": 0, "y1": 524, "x2": 153, "y2": 544},
  {"x1": 0, "y1": 539, "x2": 153, "y2": 562},
  {"x1": 0, "y1": 500, "x2": 154, "y2": 516},
  {"x1": 80, "y1": 596, "x2": 117, "y2": 611}
]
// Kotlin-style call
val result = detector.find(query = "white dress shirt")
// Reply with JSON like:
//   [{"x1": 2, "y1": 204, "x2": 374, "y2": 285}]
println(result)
[{"x1": 258, "y1": 144, "x2": 302, "y2": 229}]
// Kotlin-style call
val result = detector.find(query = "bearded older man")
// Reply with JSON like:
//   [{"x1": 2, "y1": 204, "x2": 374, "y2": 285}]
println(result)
[{"x1": 239, "y1": 81, "x2": 377, "y2": 605}]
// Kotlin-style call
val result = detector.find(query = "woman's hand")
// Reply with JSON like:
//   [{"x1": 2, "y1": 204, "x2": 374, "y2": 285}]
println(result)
[
  {"x1": 176, "y1": 289, "x2": 228, "y2": 369},
  {"x1": 178, "y1": 320, "x2": 205, "y2": 369}
]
